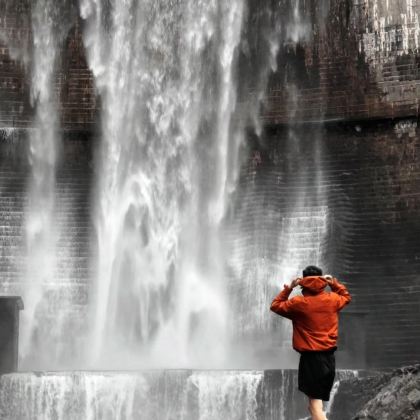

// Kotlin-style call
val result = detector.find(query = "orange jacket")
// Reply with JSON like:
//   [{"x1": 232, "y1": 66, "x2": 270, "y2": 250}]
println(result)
[{"x1": 270, "y1": 276, "x2": 351, "y2": 352}]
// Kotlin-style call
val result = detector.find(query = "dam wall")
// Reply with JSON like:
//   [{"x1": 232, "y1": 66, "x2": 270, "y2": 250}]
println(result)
[
  {"x1": 0, "y1": 369, "x2": 358, "y2": 420},
  {"x1": 0, "y1": 1, "x2": 419, "y2": 369}
]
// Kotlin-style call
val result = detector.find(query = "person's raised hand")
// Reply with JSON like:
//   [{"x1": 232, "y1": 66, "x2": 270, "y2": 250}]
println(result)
[
  {"x1": 290, "y1": 277, "x2": 301, "y2": 288},
  {"x1": 323, "y1": 274, "x2": 334, "y2": 285}
]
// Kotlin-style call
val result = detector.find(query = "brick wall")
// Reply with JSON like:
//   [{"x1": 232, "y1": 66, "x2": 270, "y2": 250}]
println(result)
[
  {"x1": 0, "y1": 129, "x2": 93, "y2": 366},
  {"x1": 238, "y1": 118, "x2": 420, "y2": 368},
  {"x1": 0, "y1": 0, "x2": 32, "y2": 127},
  {"x1": 2, "y1": 1, "x2": 420, "y2": 127},
  {"x1": 0, "y1": 1, "x2": 97, "y2": 129},
  {"x1": 255, "y1": 0, "x2": 420, "y2": 123},
  {"x1": 325, "y1": 119, "x2": 420, "y2": 367}
]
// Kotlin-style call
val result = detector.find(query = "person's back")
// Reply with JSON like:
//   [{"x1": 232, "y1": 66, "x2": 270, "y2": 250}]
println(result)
[{"x1": 270, "y1": 266, "x2": 351, "y2": 420}]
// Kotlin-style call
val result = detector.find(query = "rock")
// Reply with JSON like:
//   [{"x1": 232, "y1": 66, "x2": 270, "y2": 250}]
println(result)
[
  {"x1": 407, "y1": 389, "x2": 420, "y2": 408},
  {"x1": 330, "y1": 365, "x2": 420, "y2": 420},
  {"x1": 329, "y1": 371, "x2": 390, "y2": 420}
]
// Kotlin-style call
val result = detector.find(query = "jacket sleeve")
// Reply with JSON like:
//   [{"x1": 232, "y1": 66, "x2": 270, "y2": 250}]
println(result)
[
  {"x1": 270, "y1": 286, "x2": 298, "y2": 320},
  {"x1": 330, "y1": 278, "x2": 351, "y2": 310}
]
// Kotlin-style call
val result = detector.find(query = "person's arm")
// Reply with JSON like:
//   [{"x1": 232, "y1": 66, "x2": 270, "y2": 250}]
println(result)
[
  {"x1": 324, "y1": 276, "x2": 351, "y2": 310},
  {"x1": 270, "y1": 278, "x2": 300, "y2": 319}
]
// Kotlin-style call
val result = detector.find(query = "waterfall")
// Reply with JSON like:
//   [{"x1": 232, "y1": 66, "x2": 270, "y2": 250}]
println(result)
[
  {"x1": 1, "y1": 0, "x2": 331, "y2": 372},
  {"x1": 79, "y1": 0, "x2": 246, "y2": 367}
]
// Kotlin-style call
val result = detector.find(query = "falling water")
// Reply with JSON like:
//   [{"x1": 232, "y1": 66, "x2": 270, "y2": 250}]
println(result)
[
  {"x1": 19, "y1": 0, "x2": 62, "y2": 367},
  {"x1": 190, "y1": 371, "x2": 262, "y2": 420},
  {"x1": 0, "y1": 369, "x2": 358, "y2": 419},
  {"x1": 325, "y1": 370, "x2": 359, "y2": 416},
  {"x1": 80, "y1": 0, "x2": 245, "y2": 367},
  {"x1": 19, "y1": 0, "x2": 79, "y2": 369},
  {"x1": 0, "y1": 370, "x2": 263, "y2": 420}
]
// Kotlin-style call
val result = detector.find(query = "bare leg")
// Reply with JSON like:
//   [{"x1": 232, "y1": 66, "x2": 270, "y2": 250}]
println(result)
[{"x1": 308, "y1": 398, "x2": 327, "y2": 420}]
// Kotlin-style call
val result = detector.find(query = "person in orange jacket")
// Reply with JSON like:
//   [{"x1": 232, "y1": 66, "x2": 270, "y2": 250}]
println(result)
[{"x1": 270, "y1": 265, "x2": 351, "y2": 420}]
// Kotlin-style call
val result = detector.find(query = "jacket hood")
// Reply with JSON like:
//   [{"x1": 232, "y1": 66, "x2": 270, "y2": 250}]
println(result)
[{"x1": 299, "y1": 276, "x2": 327, "y2": 294}]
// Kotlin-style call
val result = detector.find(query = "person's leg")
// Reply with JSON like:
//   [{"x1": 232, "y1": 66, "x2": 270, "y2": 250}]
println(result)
[{"x1": 308, "y1": 398, "x2": 327, "y2": 420}]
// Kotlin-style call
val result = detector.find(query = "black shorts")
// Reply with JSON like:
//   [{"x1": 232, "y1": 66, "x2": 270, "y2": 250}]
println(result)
[{"x1": 298, "y1": 349, "x2": 336, "y2": 401}]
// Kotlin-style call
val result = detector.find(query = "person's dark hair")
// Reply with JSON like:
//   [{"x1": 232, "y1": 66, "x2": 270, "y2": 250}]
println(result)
[{"x1": 302, "y1": 265, "x2": 322, "y2": 277}]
